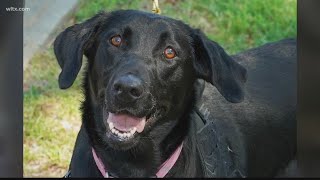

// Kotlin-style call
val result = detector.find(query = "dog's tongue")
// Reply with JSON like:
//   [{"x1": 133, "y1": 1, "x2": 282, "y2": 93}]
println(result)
[{"x1": 107, "y1": 113, "x2": 146, "y2": 133}]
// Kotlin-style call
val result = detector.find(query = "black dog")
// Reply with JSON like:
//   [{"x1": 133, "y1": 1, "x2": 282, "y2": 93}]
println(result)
[{"x1": 53, "y1": 10, "x2": 296, "y2": 177}]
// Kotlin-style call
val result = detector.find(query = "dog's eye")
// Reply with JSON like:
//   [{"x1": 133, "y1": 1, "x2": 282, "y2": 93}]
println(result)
[
  {"x1": 164, "y1": 47, "x2": 176, "y2": 59},
  {"x1": 110, "y1": 35, "x2": 122, "y2": 47}
]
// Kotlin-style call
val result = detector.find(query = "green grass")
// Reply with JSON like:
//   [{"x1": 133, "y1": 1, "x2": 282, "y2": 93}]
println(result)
[
  {"x1": 23, "y1": 0, "x2": 297, "y2": 177},
  {"x1": 74, "y1": 0, "x2": 297, "y2": 54},
  {"x1": 23, "y1": 50, "x2": 84, "y2": 177}
]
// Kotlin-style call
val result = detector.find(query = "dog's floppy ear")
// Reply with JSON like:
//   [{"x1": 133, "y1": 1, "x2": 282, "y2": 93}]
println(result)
[
  {"x1": 53, "y1": 12, "x2": 106, "y2": 89},
  {"x1": 191, "y1": 29, "x2": 247, "y2": 103}
]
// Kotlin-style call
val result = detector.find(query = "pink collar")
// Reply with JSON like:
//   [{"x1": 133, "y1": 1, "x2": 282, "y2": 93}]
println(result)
[{"x1": 92, "y1": 142, "x2": 184, "y2": 178}]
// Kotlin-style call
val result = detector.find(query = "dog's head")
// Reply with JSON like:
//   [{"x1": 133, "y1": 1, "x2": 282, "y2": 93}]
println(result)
[{"x1": 54, "y1": 10, "x2": 247, "y2": 150}]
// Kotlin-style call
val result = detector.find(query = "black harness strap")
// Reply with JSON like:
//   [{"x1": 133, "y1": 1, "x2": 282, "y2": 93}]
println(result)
[{"x1": 194, "y1": 106, "x2": 245, "y2": 178}]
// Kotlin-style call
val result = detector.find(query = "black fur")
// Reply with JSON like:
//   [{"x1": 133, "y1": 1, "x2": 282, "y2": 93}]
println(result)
[{"x1": 53, "y1": 10, "x2": 296, "y2": 177}]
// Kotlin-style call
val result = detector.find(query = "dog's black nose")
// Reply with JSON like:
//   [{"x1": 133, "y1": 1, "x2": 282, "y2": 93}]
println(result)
[{"x1": 113, "y1": 74, "x2": 144, "y2": 101}]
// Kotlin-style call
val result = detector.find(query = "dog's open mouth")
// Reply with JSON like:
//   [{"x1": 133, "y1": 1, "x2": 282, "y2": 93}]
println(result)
[{"x1": 106, "y1": 113, "x2": 146, "y2": 139}]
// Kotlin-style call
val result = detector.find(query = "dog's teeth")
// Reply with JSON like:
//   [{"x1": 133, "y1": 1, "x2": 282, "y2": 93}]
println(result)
[
  {"x1": 109, "y1": 126, "x2": 136, "y2": 138},
  {"x1": 130, "y1": 128, "x2": 136, "y2": 135},
  {"x1": 108, "y1": 122, "x2": 114, "y2": 129},
  {"x1": 111, "y1": 128, "x2": 116, "y2": 133}
]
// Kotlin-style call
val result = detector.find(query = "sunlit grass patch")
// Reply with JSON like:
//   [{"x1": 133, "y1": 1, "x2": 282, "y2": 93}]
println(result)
[{"x1": 23, "y1": 50, "x2": 83, "y2": 177}]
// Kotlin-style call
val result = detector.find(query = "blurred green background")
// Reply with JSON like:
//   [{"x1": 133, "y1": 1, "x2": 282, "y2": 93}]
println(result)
[{"x1": 23, "y1": 0, "x2": 297, "y2": 177}]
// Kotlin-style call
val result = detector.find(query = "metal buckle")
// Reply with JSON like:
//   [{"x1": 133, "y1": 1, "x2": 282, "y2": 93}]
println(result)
[{"x1": 63, "y1": 170, "x2": 71, "y2": 178}]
